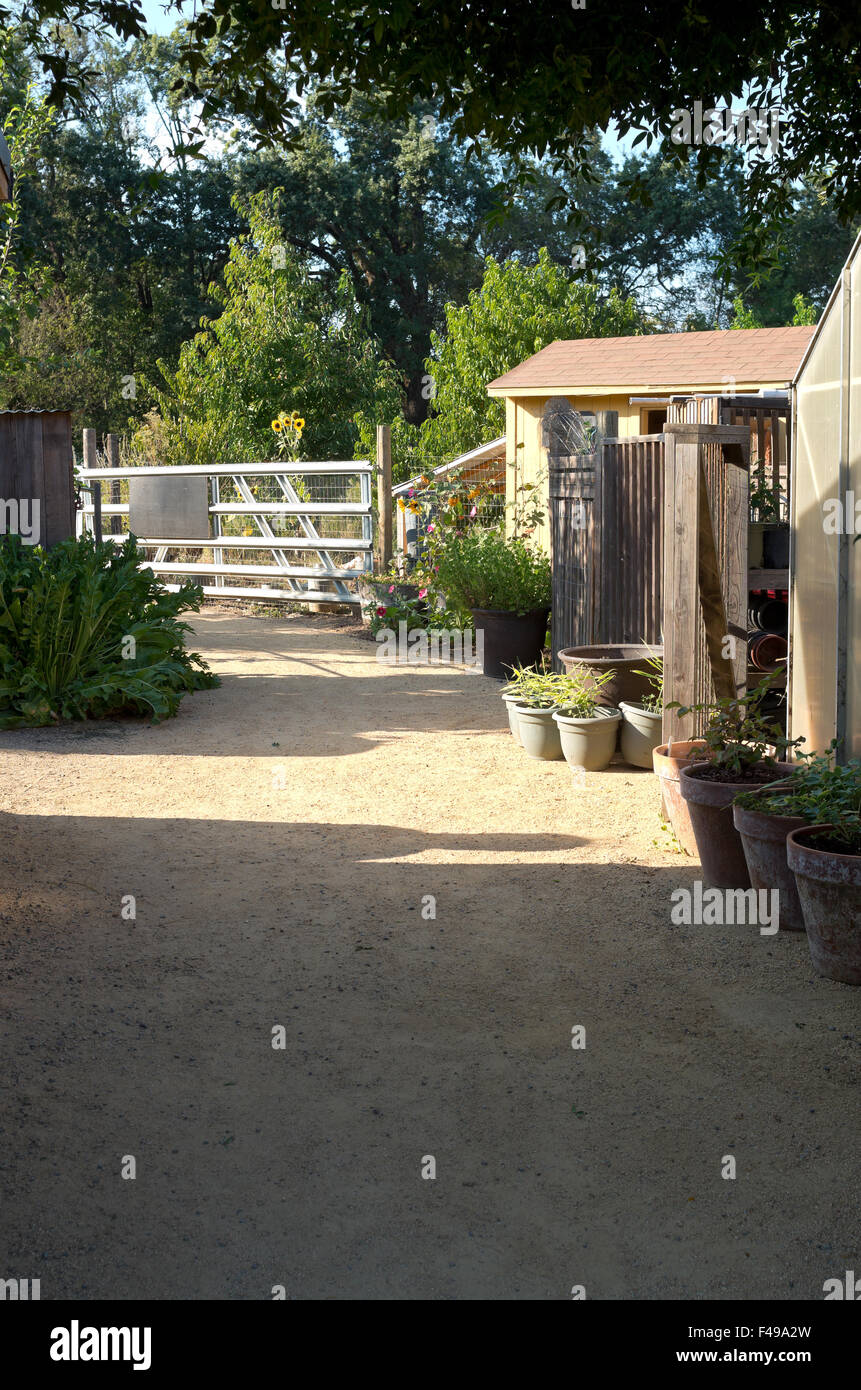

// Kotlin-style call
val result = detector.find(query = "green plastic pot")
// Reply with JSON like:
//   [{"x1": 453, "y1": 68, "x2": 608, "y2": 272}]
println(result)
[{"x1": 552, "y1": 706, "x2": 621, "y2": 771}]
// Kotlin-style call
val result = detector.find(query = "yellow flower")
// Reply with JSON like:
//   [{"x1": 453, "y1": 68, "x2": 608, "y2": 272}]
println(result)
[
  {"x1": 271, "y1": 420, "x2": 282, "y2": 432},
  {"x1": 397, "y1": 497, "x2": 406, "y2": 511},
  {"x1": 293, "y1": 417, "x2": 305, "y2": 430}
]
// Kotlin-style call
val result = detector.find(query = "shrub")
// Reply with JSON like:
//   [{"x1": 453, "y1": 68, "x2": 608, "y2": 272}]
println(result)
[
  {"x1": 735, "y1": 750, "x2": 861, "y2": 853},
  {"x1": 0, "y1": 534, "x2": 219, "y2": 727},
  {"x1": 434, "y1": 528, "x2": 551, "y2": 616}
]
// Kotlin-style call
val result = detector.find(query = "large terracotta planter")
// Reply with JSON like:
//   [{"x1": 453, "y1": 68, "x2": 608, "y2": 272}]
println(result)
[
  {"x1": 787, "y1": 825, "x2": 861, "y2": 984},
  {"x1": 679, "y1": 761, "x2": 796, "y2": 889},
  {"x1": 652, "y1": 740, "x2": 708, "y2": 856},
  {"x1": 557, "y1": 644, "x2": 662, "y2": 709},
  {"x1": 732, "y1": 798, "x2": 807, "y2": 932},
  {"x1": 471, "y1": 607, "x2": 549, "y2": 681}
]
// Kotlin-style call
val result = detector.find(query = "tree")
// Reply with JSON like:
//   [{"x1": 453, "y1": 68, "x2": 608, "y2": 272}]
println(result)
[
  {"x1": 416, "y1": 248, "x2": 645, "y2": 464},
  {"x1": 0, "y1": 34, "x2": 54, "y2": 370},
  {"x1": 139, "y1": 192, "x2": 402, "y2": 466},
  {"x1": 7, "y1": 4, "x2": 861, "y2": 282}
]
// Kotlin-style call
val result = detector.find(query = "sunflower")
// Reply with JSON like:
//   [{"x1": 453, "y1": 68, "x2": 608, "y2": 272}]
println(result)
[{"x1": 271, "y1": 419, "x2": 283, "y2": 432}]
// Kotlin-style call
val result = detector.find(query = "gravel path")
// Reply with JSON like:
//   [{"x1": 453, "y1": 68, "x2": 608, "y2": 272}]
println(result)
[{"x1": 0, "y1": 610, "x2": 857, "y2": 1300}]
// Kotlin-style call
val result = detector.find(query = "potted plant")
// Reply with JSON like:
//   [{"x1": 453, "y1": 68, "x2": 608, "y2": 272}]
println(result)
[
  {"x1": 675, "y1": 677, "x2": 802, "y2": 888},
  {"x1": 557, "y1": 643, "x2": 663, "y2": 709},
  {"x1": 731, "y1": 763, "x2": 827, "y2": 933},
  {"x1": 552, "y1": 668, "x2": 620, "y2": 771},
  {"x1": 781, "y1": 760, "x2": 861, "y2": 983},
  {"x1": 652, "y1": 738, "x2": 708, "y2": 856},
  {"x1": 619, "y1": 652, "x2": 663, "y2": 768},
  {"x1": 748, "y1": 457, "x2": 789, "y2": 568},
  {"x1": 434, "y1": 528, "x2": 551, "y2": 680}
]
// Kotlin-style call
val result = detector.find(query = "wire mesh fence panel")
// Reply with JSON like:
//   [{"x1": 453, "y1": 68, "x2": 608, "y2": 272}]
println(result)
[{"x1": 75, "y1": 462, "x2": 373, "y2": 602}]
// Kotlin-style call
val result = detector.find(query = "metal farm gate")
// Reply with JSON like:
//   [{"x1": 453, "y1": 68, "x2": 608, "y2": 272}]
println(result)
[{"x1": 76, "y1": 460, "x2": 373, "y2": 603}]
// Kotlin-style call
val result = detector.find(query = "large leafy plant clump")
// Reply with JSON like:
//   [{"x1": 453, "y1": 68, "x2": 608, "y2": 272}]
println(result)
[
  {"x1": 0, "y1": 534, "x2": 219, "y2": 727},
  {"x1": 434, "y1": 528, "x2": 551, "y2": 617}
]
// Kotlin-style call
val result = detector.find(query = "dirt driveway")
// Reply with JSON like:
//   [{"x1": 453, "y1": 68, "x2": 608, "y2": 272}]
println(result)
[{"x1": 0, "y1": 610, "x2": 857, "y2": 1300}]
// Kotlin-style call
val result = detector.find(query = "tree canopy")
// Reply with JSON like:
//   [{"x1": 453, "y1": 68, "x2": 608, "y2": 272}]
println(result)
[{"x1": 7, "y1": 1, "x2": 861, "y2": 280}]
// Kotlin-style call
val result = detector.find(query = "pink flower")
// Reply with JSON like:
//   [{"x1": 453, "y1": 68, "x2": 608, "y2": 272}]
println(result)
[
  {"x1": 408, "y1": 488, "x2": 415, "y2": 497},
  {"x1": 469, "y1": 505, "x2": 477, "y2": 517},
  {"x1": 426, "y1": 523, "x2": 435, "y2": 533},
  {"x1": 388, "y1": 584, "x2": 395, "y2": 593},
  {"x1": 376, "y1": 605, "x2": 386, "y2": 616},
  {"x1": 418, "y1": 588, "x2": 427, "y2": 599}
]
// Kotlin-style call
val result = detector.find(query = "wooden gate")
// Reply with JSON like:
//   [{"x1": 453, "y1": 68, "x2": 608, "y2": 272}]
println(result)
[
  {"x1": 549, "y1": 433, "x2": 664, "y2": 659},
  {"x1": 549, "y1": 420, "x2": 750, "y2": 733}
]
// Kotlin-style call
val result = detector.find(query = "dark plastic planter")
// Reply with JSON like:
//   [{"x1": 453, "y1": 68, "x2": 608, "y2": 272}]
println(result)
[
  {"x1": 787, "y1": 825, "x2": 861, "y2": 984},
  {"x1": 557, "y1": 644, "x2": 662, "y2": 709},
  {"x1": 679, "y1": 761, "x2": 796, "y2": 889},
  {"x1": 732, "y1": 799, "x2": 807, "y2": 931},
  {"x1": 471, "y1": 607, "x2": 549, "y2": 681}
]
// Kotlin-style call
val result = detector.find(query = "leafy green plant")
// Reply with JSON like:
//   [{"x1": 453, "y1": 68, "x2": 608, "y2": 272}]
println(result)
[
  {"x1": 632, "y1": 650, "x2": 663, "y2": 713},
  {"x1": 670, "y1": 675, "x2": 803, "y2": 777},
  {"x1": 734, "y1": 748, "x2": 861, "y2": 853},
  {"x1": 434, "y1": 527, "x2": 550, "y2": 616},
  {"x1": 749, "y1": 457, "x2": 781, "y2": 524},
  {"x1": 0, "y1": 533, "x2": 219, "y2": 727},
  {"x1": 504, "y1": 662, "x2": 615, "y2": 717}
]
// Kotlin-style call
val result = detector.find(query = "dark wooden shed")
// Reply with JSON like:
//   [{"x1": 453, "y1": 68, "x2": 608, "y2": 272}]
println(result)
[{"x1": 0, "y1": 410, "x2": 76, "y2": 549}]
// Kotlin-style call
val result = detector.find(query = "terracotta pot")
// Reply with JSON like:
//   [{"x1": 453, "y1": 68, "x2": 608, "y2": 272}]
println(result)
[
  {"x1": 679, "y1": 761, "x2": 796, "y2": 889},
  {"x1": 557, "y1": 644, "x2": 661, "y2": 708},
  {"x1": 732, "y1": 797, "x2": 807, "y2": 932},
  {"x1": 552, "y1": 707, "x2": 621, "y2": 771},
  {"x1": 618, "y1": 702, "x2": 663, "y2": 769},
  {"x1": 471, "y1": 607, "x2": 548, "y2": 681},
  {"x1": 515, "y1": 703, "x2": 564, "y2": 760},
  {"x1": 652, "y1": 740, "x2": 708, "y2": 856},
  {"x1": 787, "y1": 825, "x2": 861, "y2": 984},
  {"x1": 747, "y1": 632, "x2": 788, "y2": 672}
]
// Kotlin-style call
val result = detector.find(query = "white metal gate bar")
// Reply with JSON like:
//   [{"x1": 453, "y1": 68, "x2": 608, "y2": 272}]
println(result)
[{"x1": 76, "y1": 461, "x2": 373, "y2": 604}]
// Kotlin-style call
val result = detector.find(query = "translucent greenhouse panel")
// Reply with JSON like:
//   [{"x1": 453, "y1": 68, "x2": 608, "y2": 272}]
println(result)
[
  {"x1": 790, "y1": 290, "x2": 843, "y2": 754},
  {"x1": 847, "y1": 251, "x2": 861, "y2": 758}
]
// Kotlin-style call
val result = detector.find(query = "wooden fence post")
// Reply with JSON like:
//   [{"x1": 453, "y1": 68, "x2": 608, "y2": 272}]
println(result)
[
  {"x1": 662, "y1": 423, "x2": 749, "y2": 744},
  {"x1": 106, "y1": 433, "x2": 122, "y2": 534},
  {"x1": 82, "y1": 428, "x2": 102, "y2": 543},
  {"x1": 375, "y1": 423, "x2": 392, "y2": 572}
]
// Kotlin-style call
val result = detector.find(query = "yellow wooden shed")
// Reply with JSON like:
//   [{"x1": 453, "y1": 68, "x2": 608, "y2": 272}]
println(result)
[{"x1": 486, "y1": 325, "x2": 815, "y2": 549}]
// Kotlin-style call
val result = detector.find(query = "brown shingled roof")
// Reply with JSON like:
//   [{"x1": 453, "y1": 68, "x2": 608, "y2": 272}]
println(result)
[{"x1": 486, "y1": 325, "x2": 816, "y2": 393}]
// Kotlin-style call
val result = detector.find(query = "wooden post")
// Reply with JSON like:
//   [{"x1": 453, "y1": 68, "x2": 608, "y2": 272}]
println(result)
[
  {"x1": 375, "y1": 423, "x2": 392, "y2": 573},
  {"x1": 661, "y1": 423, "x2": 749, "y2": 744},
  {"x1": 106, "y1": 433, "x2": 122, "y2": 534},
  {"x1": 82, "y1": 428, "x2": 102, "y2": 543}
]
